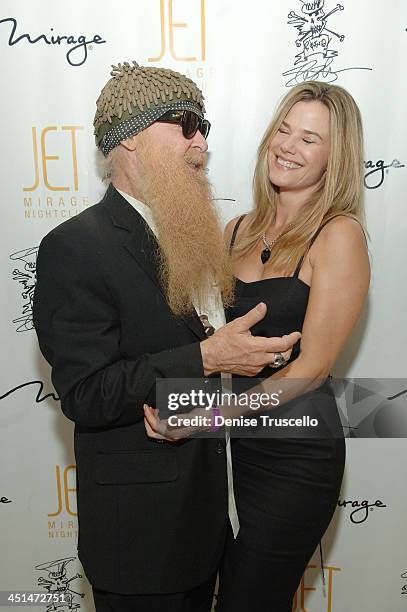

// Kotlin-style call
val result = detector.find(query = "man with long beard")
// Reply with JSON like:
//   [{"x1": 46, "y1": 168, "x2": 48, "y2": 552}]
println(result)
[{"x1": 33, "y1": 62, "x2": 300, "y2": 612}]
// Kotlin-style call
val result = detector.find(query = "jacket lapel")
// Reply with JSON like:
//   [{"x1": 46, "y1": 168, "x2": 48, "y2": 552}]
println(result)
[{"x1": 102, "y1": 185, "x2": 207, "y2": 341}]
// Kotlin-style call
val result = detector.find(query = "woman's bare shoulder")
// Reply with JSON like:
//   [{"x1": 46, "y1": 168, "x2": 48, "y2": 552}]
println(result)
[
  {"x1": 309, "y1": 215, "x2": 369, "y2": 273},
  {"x1": 313, "y1": 216, "x2": 366, "y2": 251},
  {"x1": 224, "y1": 211, "x2": 254, "y2": 243}
]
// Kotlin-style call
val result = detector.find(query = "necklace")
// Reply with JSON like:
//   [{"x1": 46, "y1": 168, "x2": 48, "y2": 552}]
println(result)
[{"x1": 260, "y1": 223, "x2": 293, "y2": 264}]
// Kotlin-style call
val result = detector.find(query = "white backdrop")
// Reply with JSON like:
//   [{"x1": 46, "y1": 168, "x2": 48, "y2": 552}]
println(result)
[{"x1": 1, "y1": 1, "x2": 407, "y2": 610}]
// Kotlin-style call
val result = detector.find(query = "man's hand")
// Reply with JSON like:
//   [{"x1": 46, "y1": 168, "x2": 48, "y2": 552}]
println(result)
[
  {"x1": 144, "y1": 404, "x2": 211, "y2": 442},
  {"x1": 200, "y1": 302, "x2": 301, "y2": 376}
]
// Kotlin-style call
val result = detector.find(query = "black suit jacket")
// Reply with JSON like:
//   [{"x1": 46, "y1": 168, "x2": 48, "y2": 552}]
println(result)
[{"x1": 33, "y1": 185, "x2": 228, "y2": 594}]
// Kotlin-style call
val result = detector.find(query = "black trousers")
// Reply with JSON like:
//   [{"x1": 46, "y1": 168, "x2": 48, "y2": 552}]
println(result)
[
  {"x1": 92, "y1": 574, "x2": 216, "y2": 612},
  {"x1": 216, "y1": 437, "x2": 345, "y2": 612}
]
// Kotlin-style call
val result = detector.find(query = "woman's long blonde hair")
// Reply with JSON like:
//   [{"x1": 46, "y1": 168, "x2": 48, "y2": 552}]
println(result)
[{"x1": 233, "y1": 81, "x2": 365, "y2": 272}]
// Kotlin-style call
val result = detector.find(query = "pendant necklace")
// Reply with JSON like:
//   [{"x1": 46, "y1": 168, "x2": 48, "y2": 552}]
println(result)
[{"x1": 260, "y1": 224, "x2": 293, "y2": 264}]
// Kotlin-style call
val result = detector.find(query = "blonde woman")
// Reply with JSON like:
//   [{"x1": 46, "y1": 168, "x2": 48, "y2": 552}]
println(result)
[
  {"x1": 213, "y1": 81, "x2": 370, "y2": 611},
  {"x1": 144, "y1": 81, "x2": 370, "y2": 610}
]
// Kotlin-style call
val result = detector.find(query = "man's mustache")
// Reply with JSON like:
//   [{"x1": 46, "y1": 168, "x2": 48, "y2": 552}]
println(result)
[{"x1": 184, "y1": 150, "x2": 209, "y2": 169}]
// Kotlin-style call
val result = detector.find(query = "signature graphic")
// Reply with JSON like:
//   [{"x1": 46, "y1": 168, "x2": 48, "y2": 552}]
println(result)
[
  {"x1": 283, "y1": 1, "x2": 371, "y2": 86},
  {"x1": 388, "y1": 388, "x2": 407, "y2": 401},
  {"x1": 332, "y1": 379, "x2": 407, "y2": 438},
  {"x1": 10, "y1": 247, "x2": 38, "y2": 332},
  {"x1": 0, "y1": 17, "x2": 106, "y2": 67},
  {"x1": 364, "y1": 159, "x2": 405, "y2": 189},
  {"x1": 212, "y1": 198, "x2": 236, "y2": 202},
  {"x1": 0, "y1": 496, "x2": 12, "y2": 504},
  {"x1": 0, "y1": 380, "x2": 59, "y2": 403},
  {"x1": 337, "y1": 497, "x2": 387, "y2": 524},
  {"x1": 35, "y1": 557, "x2": 84, "y2": 611}
]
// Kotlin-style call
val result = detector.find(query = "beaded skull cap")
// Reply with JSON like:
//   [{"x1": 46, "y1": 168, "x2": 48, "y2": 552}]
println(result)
[{"x1": 94, "y1": 61, "x2": 206, "y2": 156}]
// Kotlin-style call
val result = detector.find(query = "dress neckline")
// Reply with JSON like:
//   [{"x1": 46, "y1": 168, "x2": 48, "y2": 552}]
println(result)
[{"x1": 234, "y1": 275, "x2": 310, "y2": 290}]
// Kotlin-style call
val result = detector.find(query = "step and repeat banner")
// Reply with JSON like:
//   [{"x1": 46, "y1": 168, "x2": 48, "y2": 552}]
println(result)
[{"x1": 1, "y1": 1, "x2": 407, "y2": 610}]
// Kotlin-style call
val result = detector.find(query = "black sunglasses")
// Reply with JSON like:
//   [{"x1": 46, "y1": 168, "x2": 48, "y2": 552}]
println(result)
[{"x1": 156, "y1": 110, "x2": 211, "y2": 140}]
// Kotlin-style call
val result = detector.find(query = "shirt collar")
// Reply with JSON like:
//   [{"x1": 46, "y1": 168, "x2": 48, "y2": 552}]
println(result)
[{"x1": 116, "y1": 188, "x2": 158, "y2": 237}]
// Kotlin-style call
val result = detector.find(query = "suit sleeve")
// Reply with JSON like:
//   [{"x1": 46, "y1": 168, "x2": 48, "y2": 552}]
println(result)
[{"x1": 33, "y1": 229, "x2": 204, "y2": 429}]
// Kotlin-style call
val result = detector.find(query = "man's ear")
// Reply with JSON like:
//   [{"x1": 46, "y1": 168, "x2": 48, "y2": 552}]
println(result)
[{"x1": 120, "y1": 135, "x2": 138, "y2": 152}]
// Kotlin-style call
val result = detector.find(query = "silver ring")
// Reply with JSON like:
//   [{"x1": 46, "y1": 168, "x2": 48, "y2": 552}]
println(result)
[{"x1": 270, "y1": 352, "x2": 287, "y2": 369}]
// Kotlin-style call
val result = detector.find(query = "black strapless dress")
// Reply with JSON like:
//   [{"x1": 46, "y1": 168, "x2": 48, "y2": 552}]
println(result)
[{"x1": 216, "y1": 236, "x2": 345, "y2": 611}]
